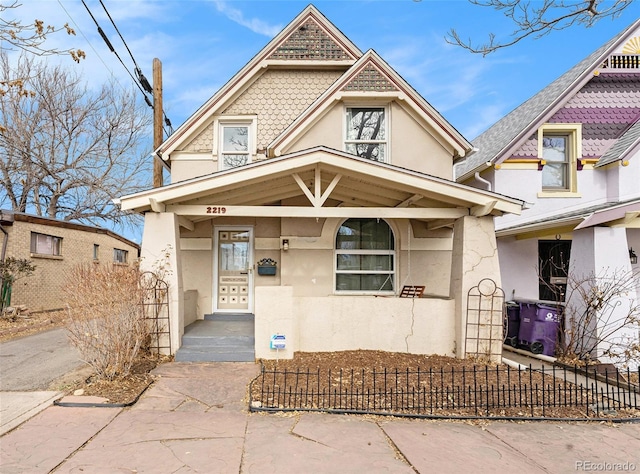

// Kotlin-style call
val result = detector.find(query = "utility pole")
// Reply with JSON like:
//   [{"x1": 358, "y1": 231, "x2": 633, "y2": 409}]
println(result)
[{"x1": 153, "y1": 58, "x2": 163, "y2": 188}]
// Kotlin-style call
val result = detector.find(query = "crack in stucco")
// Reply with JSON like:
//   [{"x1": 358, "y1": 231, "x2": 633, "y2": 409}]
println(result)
[{"x1": 404, "y1": 297, "x2": 417, "y2": 352}]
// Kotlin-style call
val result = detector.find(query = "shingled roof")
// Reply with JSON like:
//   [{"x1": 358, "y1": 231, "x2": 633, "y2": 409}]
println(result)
[{"x1": 455, "y1": 19, "x2": 640, "y2": 182}]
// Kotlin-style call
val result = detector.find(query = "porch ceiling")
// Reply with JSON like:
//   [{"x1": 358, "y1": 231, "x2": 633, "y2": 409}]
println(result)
[{"x1": 117, "y1": 147, "x2": 523, "y2": 225}]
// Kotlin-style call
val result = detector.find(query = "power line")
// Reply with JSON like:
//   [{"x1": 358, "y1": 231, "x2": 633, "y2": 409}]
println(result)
[{"x1": 80, "y1": 0, "x2": 173, "y2": 135}]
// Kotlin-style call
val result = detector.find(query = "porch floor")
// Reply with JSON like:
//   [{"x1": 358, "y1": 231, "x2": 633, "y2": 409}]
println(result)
[{"x1": 174, "y1": 314, "x2": 255, "y2": 362}]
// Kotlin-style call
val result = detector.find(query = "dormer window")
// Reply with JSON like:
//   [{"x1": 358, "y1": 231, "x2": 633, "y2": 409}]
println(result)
[{"x1": 345, "y1": 107, "x2": 387, "y2": 163}]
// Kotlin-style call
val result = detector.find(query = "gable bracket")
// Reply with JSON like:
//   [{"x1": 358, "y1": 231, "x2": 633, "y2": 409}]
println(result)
[{"x1": 292, "y1": 166, "x2": 342, "y2": 208}]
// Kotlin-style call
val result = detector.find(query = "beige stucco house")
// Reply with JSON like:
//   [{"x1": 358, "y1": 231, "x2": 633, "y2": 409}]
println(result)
[
  {"x1": 117, "y1": 5, "x2": 524, "y2": 361},
  {"x1": 0, "y1": 210, "x2": 139, "y2": 312}
]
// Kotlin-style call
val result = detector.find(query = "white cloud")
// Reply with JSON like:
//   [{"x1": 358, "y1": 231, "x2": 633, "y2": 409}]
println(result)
[{"x1": 211, "y1": 0, "x2": 282, "y2": 37}]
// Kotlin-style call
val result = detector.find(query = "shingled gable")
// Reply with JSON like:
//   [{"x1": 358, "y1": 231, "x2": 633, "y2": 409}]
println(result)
[
  {"x1": 269, "y1": 50, "x2": 472, "y2": 160},
  {"x1": 456, "y1": 19, "x2": 640, "y2": 182},
  {"x1": 157, "y1": 5, "x2": 362, "y2": 160}
]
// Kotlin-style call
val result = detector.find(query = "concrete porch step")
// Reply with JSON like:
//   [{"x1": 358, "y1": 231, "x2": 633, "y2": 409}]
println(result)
[
  {"x1": 175, "y1": 316, "x2": 255, "y2": 363},
  {"x1": 175, "y1": 346, "x2": 255, "y2": 362}
]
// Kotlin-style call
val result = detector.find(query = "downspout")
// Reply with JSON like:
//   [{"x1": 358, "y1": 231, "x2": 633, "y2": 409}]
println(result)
[{"x1": 474, "y1": 172, "x2": 492, "y2": 192}]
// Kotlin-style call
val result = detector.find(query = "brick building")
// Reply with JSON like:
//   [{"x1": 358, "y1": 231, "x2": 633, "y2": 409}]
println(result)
[{"x1": 0, "y1": 210, "x2": 140, "y2": 312}]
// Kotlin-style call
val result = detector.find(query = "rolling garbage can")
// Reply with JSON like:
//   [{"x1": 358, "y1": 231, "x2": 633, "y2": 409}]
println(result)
[
  {"x1": 518, "y1": 302, "x2": 561, "y2": 356},
  {"x1": 504, "y1": 302, "x2": 520, "y2": 347}
]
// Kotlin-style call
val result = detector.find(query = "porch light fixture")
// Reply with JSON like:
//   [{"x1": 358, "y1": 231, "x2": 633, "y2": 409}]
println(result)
[
  {"x1": 282, "y1": 239, "x2": 289, "y2": 251},
  {"x1": 630, "y1": 248, "x2": 638, "y2": 265}
]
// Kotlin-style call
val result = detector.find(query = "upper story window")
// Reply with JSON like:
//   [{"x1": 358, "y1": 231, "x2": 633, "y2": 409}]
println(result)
[
  {"x1": 113, "y1": 248, "x2": 128, "y2": 264},
  {"x1": 335, "y1": 218, "x2": 395, "y2": 294},
  {"x1": 542, "y1": 135, "x2": 570, "y2": 190},
  {"x1": 345, "y1": 107, "x2": 387, "y2": 163},
  {"x1": 93, "y1": 244, "x2": 100, "y2": 260},
  {"x1": 30, "y1": 232, "x2": 62, "y2": 256},
  {"x1": 538, "y1": 123, "x2": 581, "y2": 195},
  {"x1": 216, "y1": 117, "x2": 257, "y2": 171}
]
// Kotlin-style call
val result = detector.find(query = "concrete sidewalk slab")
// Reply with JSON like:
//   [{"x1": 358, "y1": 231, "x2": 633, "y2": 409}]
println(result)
[
  {"x1": 56, "y1": 409, "x2": 248, "y2": 473},
  {"x1": 484, "y1": 422, "x2": 640, "y2": 473},
  {"x1": 0, "y1": 391, "x2": 62, "y2": 436},
  {"x1": 0, "y1": 405, "x2": 121, "y2": 474},
  {"x1": 243, "y1": 413, "x2": 414, "y2": 473},
  {"x1": 380, "y1": 420, "x2": 546, "y2": 474}
]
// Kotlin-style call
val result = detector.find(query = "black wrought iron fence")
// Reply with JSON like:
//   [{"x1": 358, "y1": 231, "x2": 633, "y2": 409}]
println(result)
[{"x1": 250, "y1": 363, "x2": 640, "y2": 420}]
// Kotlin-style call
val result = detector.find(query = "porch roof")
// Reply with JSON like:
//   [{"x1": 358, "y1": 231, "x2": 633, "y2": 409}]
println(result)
[{"x1": 117, "y1": 147, "x2": 523, "y2": 228}]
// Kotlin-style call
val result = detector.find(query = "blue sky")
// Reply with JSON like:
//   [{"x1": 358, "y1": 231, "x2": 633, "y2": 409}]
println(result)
[
  {"x1": 16, "y1": 0, "x2": 640, "y2": 139},
  {"x1": 6, "y1": 1, "x2": 640, "y2": 241}
]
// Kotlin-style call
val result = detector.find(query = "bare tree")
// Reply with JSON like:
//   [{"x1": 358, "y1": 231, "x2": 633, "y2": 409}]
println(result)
[
  {"x1": 559, "y1": 268, "x2": 640, "y2": 369},
  {"x1": 446, "y1": 0, "x2": 633, "y2": 56},
  {"x1": 0, "y1": 51, "x2": 152, "y2": 230},
  {"x1": 1, "y1": 1, "x2": 85, "y2": 95}
]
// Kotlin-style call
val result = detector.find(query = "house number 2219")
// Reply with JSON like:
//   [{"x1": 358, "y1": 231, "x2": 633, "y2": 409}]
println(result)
[{"x1": 206, "y1": 206, "x2": 227, "y2": 214}]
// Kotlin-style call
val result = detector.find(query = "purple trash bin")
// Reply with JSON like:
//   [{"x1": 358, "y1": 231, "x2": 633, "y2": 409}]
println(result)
[
  {"x1": 530, "y1": 304, "x2": 561, "y2": 356},
  {"x1": 517, "y1": 302, "x2": 537, "y2": 348},
  {"x1": 504, "y1": 303, "x2": 520, "y2": 347}
]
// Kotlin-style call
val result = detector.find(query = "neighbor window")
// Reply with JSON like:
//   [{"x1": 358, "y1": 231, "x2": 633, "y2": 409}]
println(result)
[
  {"x1": 113, "y1": 248, "x2": 128, "y2": 264},
  {"x1": 542, "y1": 135, "x2": 570, "y2": 189},
  {"x1": 335, "y1": 218, "x2": 395, "y2": 293},
  {"x1": 345, "y1": 107, "x2": 387, "y2": 162},
  {"x1": 93, "y1": 244, "x2": 99, "y2": 260},
  {"x1": 30, "y1": 232, "x2": 62, "y2": 256},
  {"x1": 538, "y1": 124, "x2": 581, "y2": 194},
  {"x1": 220, "y1": 123, "x2": 251, "y2": 170}
]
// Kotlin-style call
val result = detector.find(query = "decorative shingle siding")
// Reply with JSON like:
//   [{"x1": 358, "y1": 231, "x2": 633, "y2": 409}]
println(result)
[
  {"x1": 510, "y1": 73, "x2": 640, "y2": 159},
  {"x1": 267, "y1": 18, "x2": 355, "y2": 61},
  {"x1": 184, "y1": 126, "x2": 214, "y2": 152},
  {"x1": 222, "y1": 69, "x2": 342, "y2": 152}
]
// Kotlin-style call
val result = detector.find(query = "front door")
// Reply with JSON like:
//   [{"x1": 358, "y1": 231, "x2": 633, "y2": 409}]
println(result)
[{"x1": 214, "y1": 227, "x2": 253, "y2": 313}]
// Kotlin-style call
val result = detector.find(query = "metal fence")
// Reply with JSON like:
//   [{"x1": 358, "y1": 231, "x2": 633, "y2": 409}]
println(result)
[{"x1": 250, "y1": 363, "x2": 640, "y2": 420}]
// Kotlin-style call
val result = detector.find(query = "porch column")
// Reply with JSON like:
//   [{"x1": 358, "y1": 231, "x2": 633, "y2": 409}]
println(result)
[
  {"x1": 140, "y1": 212, "x2": 184, "y2": 355},
  {"x1": 450, "y1": 215, "x2": 502, "y2": 361},
  {"x1": 567, "y1": 227, "x2": 638, "y2": 369}
]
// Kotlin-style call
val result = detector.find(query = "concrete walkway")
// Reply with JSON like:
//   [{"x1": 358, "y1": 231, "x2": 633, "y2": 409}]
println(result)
[{"x1": 1, "y1": 362, "x2": 639, "y2": 473}]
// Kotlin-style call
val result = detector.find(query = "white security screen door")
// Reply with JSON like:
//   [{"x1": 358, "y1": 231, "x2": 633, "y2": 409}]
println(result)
[{"x1": 214, "y1": 227, "x2": 253, "y2": 312}]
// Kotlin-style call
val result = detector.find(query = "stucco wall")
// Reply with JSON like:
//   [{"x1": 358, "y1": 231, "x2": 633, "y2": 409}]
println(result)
[
  {"x1": 1, "y1": 217, "x2": 139, "y2": 312},
  {"x1": 176, "y1": 216, "x2": 454, "y2": 318},
  {"x1": 254, "y1": 286, "x2": 455, "y2": 359},
  {"x1": 286, "y1": 101, "x2": 454, "y2": 179},
  {"x1": 497, "y1": 236, "x2": 540, "y2": 301}
]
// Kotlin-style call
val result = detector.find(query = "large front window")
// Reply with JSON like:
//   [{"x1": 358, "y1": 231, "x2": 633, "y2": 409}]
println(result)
[
  {"x1": 335, "y1": 218, "x2": 395, "y2": 293},
  {"x1": 345, "y1": 107, "x2": 386, "y2": 162}
]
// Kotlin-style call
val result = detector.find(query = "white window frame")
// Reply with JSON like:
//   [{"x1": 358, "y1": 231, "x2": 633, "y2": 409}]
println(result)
[
  {"x1": 537, "y1": 123, "x2": 581, "y2": 197},
  {"x1": 344, "y1": 105, "x2": 389, "y2": 163},
  {"x1": 30, "y1": 232, "x2": 62, "y2": 257},
  {"x1": 334, "y1": 218, "x2": 395, "y2": 295},
  {"x1": 214, "y1": 116, "x2": 257, "y2": 171}
]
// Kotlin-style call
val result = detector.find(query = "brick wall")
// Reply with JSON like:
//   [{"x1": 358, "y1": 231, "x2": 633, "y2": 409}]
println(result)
[{"x1": 1, "y1": 215, "x2": 139, "y2": 312}]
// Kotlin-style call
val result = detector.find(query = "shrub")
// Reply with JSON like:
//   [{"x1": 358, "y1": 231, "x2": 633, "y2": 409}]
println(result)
[{"x1": 64, "y1": 263, "x2": 151, "y2": 380}]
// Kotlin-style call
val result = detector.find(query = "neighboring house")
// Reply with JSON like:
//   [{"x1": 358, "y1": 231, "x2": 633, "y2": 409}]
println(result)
[
  {"x1": 117, "y1": 5, "x2": 524, "y2": 360},
  {"x1": 456, "y1": 20, "x2": 640, "y2": 367},
  {"x1": 0, "y1": 210, "x2": 140, "y2": 312}
]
